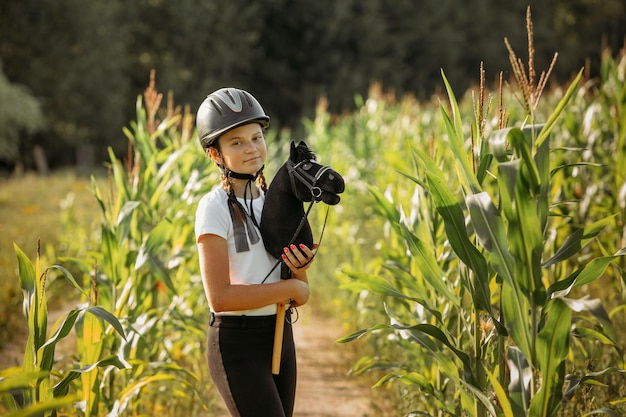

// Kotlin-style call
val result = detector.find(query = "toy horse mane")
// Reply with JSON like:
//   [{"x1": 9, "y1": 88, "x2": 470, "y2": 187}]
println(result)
[{"x1": 294, "y1": 140, "x2": 316, "y2": 161}]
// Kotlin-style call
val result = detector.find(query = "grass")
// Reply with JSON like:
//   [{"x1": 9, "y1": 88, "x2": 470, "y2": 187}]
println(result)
[{"x1": 0, "y1": 169, "x2": 101, "y2": 348}]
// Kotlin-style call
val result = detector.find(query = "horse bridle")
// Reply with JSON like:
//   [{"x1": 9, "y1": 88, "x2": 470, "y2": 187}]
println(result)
[
  {"x1": 260, "y1": 159, "x2": 333, "y2": 283},
  {"x1": 286, "y1": 159, "x2": 332, "y2": 201}
]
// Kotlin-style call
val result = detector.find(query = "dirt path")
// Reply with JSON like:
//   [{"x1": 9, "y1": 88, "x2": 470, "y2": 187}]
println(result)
[{"x1": 292, "y1": 306, "x2": 392, "y2": 417}]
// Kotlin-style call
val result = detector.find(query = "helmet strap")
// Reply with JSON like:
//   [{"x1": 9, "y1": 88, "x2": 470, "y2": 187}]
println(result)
[{"x1": 219, "y1": 164, "x2": 265, "y2": 181}]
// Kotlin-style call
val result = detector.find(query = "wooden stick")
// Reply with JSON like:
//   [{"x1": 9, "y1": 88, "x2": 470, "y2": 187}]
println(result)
[{"x1": 272, "y1": 301, "x2": 286, "y2": 374}]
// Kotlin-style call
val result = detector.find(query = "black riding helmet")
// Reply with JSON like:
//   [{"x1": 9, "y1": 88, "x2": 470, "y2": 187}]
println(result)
[{"x1": 196, "y1": 88, "x2": 270, "y2": 150}]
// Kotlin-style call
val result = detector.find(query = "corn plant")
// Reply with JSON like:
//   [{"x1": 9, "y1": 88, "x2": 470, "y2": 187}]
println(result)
[
  {"x1": 57, "y1": 74, "x2": 220, "y2": 415},
  {"x1": 338, "y1": 8, "x2": 626, "y2": 417},
  {"x1": 1, "y1": 73, "x2": 222, "y2": 416},
  {"x1": 0, "y1": 240, "x2": 128, "y2": 417}
]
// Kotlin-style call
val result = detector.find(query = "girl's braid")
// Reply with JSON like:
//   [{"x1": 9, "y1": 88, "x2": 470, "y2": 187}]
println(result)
[
  {"x1": 257, "y1": 171, "x2": 268, "y2": 193},
  {"x1": 220, "y1": 171, "x2": 233, "y2": 195}
]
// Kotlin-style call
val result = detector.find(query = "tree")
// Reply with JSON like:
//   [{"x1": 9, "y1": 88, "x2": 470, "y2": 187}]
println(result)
[
  {"x1": 0, "y1": 0, "x2": 624, "y2": 168},
  {"x1": 0, "y1": 64, "x2": 44, "y2": 168},
  {"x1": 0, "y1": 0, "x2": 129, "y2": 167}
]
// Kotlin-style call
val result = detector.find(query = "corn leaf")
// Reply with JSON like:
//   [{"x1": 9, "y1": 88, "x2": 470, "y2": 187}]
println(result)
[
  {"x1": 535, "y1": 69, "x2": 583, "y2": 148},
  {"x1": 336, "y1": 325, "x2": 387, "y2": 344},
  {"x1": 2, "y1": 396, "x2": 78, "y2": 417},
  {"x1": 341, "y1": 271, "x2": 417, "y2": 301},
  {"x1": 391, "y1": 323, "x2": 472, "y2": 373},
  {"x1": 563, "y1": 368, "x2": 626, "y2": 401},
  {"x1": 114, "y1": 373, "x2": 193, "y2": 415},
  {"x1": 549, "y1": 254, "x2": 623, "y2": 298},
  {"x1": 488, "y1": 128, "x2": 513, "y2": 162},
  {"x1": 507, "y1": 127, "x2": 541, "y2": 192},
  {"x1": 52, "y1": 355, "x2": 130, "y2": 397},
  {"x1": 135, "y1": 218, "x2": 176, "y2": 293},
  {"x1": 467, "y1": 192, "x2": 533, "y2": 361},
  {"x1": 486, "y1": 367, "x2": 516, "y2": 417},
  {"x1": 506, "y1": 169, "x2": 544, "y2": 296},
  {"x1": 84, "y1": 306, "x2": 127, "y2": 341},
  {"x1": 39, "y1": 308, "x2": 81, "y2": 372},
  {"x1": 476, "y1": 153, "x2": 493, "y2": 186},
  {"x1": 0, "y1": 371, "x2": 49, "y2": 394},
  {"x1": 115, "y1": 200, "x2": 141, "y2": 244},
  {"x1": 400, "y1": 224, "x2": 460, "y2": 305},
  {"x1": 413, "y1": 147, "x2": 490, "y2": 310},
  {"x1": 529, "y1": 298, "x2": 571, "y2": 417},
  {"x1": 45, "y1": 265, "x2": 86, "y2": 295},
  {"x1": 581, "y1": 407, "x2": 622, "y2": 417},
  {"x1": 506, "y1": 346, "x2": 532, "y2": 416},
  {"x1": 14, "y1": 243, "x2": 36, "y2": 297},
  {"x1": 441, "y1": 69, "x2": 464, "y2": 139},
  {"x1": 13, "y1": 243, "x2": 42, "y2": 374},
  {"x1": 382, "y1": 264, "x2": 443, "y2": 322},
  {"x1": 440, "y1": 105, "x2": 482, "y2": 194},
  {"x1": 401, "y1": 326, "x2": 462, "y2": 386},
  {"x1": 561, "y1": 297, "x2": 619, "y2": 345},
  {"x1": 459, "y1": 379, "x2": 499, "y2": 417},
  {"x1": 542, "y1": 215, "x2": 616, "y2": 267},
  {"x1": 367, "y1": 185, "x2": 402, "y2": 232}
]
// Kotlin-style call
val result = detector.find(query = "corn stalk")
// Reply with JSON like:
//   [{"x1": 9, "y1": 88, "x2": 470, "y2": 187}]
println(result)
[
  {"x1": 338, "y1": 8, "x2": 626, "y2": 416},
  {"x1": 0, "y1": 241, "x2": 128, "y2": 417}
]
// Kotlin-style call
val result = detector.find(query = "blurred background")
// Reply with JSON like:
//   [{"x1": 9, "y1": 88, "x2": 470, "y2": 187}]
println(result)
[{"x1": 1, "y1": 0, "x2": 624, "y2": 174}]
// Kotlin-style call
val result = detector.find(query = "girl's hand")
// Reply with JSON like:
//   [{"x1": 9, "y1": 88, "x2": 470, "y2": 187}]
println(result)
[
  {"x1": 281, "y1": 243, "x2": 318, "y2": 278},
  {"x1": 288, "y1": 279, "x2": 310, "y2": 306}
]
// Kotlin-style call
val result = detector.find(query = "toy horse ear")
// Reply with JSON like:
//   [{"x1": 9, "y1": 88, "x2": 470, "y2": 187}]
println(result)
[{"x1": 290, "y1": 140, "x2": 297, "y2": 159}]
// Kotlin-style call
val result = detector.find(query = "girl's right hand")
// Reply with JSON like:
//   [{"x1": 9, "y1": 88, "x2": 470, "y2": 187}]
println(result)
[
  {"x1": 282, "y1": 243, "x2": 318, "y2": 279},
  {"x1": 288, "y1": 278, "x2": 310, "y2": 306}
]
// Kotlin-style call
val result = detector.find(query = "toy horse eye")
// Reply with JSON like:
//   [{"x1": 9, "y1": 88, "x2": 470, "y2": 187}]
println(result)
[{"x1": 302, "y1": 162, "x2": 312, "y2": 170}]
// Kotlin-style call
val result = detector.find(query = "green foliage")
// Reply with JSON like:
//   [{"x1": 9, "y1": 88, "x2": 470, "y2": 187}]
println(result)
[
  {"x1": 0, "y1": 0, "x2": 129, "y2": 165},
  {"x1": 1, "y1": 242, "x2": 128, "y2": 417},
  {"x1": 0, "y1": 172, "x2": 102, "y2": 351},
  {"x1": 0, "y1": 67, "x2": 44, "y2": 163},
  {"x1": 1, "y1": 83, "x2": 222, "y2": 415},
  {"x1": 60, "y1": 90, "x2": 218, "y2": 415},
  {"x1": 333, "y1": 48, "x2": 626, "y2": 416},
  {"x1": 2, "y1": 10, "x2": 626, "y2": 416}
]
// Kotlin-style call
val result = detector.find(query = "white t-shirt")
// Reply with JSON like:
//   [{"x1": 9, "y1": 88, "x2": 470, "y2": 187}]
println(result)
[{"x1": 195, "y1": 187, "x2": 281, "y2": 316}]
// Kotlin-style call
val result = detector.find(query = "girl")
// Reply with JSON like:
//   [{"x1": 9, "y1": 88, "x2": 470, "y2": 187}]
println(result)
[{"x1": 194, "y1": 87, "x2": 315, "y2": 417}]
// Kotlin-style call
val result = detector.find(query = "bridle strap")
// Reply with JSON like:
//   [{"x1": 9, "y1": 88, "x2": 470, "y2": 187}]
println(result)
[
  {"x1": 260, "y1": 201, "x2": 330, "y2": 284},
  {"x1": 287, "y1": 160, "x2": 331, "y2": 200}
]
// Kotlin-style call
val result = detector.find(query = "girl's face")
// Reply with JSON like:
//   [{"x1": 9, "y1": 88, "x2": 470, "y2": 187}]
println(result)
[{"x1": 210, "y1": 123, "x2": 267, "y2": 174}]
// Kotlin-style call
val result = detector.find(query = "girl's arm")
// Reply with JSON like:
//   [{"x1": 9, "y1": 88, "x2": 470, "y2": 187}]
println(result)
[{"x1": 197, "y1": 234, "x2": 310, "y2": 312}]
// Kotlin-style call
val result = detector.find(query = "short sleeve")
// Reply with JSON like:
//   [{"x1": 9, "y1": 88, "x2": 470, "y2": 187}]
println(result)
[{"x1": 195, "y1": 188, "x2": 231, "y2": 242}]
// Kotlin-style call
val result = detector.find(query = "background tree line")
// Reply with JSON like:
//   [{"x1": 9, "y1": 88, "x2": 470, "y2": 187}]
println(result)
[{"x1": 0, "y1": 0, "x2": 624, "y2": 172}]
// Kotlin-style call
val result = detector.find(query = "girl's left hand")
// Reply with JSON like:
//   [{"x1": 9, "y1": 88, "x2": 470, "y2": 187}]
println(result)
[{"x1": 282, "y1": 243, "x2": 318, "y2": 275}]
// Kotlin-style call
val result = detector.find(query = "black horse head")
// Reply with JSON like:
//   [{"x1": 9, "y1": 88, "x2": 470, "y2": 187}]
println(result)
[
  {"x1": 260, "y1": 140, "x2": 345, "y2": 260},
  {"x1": 286, "y1": 140, "x2": 345, "y2": 205}
]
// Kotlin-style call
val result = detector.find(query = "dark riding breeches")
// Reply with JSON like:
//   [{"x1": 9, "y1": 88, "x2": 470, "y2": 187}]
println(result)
[{"x1": 207, "y1": 313, "x2": 297, "y2": 417}]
